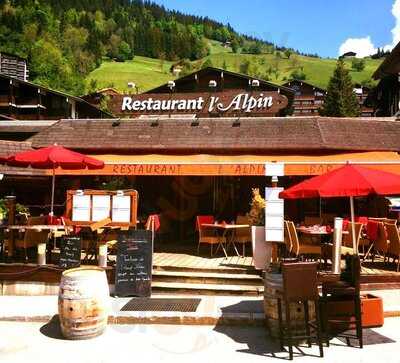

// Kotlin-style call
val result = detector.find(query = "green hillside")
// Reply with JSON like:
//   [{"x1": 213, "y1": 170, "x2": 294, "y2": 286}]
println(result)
[
  {"x1": 86, "y1": 47, "x2": 383, "y2": 93},
  {"x1": 86, "y1": 56, "x2": 176, "y2": 93},
  {"x1": 203, "y1": 53, "x2": 382, "y2": 89}
]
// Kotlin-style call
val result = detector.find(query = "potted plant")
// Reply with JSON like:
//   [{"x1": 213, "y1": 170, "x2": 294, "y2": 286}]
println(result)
[{"x1": 247, "y1": 188, "x2": 270, "y2": 270}]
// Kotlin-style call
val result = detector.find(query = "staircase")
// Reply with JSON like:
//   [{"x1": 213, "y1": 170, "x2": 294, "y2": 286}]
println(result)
[{"x1": 151, "y1": 265, "x2": 264, "y2": 296}]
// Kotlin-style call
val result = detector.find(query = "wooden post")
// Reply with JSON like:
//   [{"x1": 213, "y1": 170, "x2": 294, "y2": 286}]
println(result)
[{"x1": 5, "y1": 196, "x2": 16, "y2": 258}]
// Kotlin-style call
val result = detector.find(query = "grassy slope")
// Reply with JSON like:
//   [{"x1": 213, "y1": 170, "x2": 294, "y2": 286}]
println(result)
[
  {"x1": 86, "y1": 44, "x2": 383, "y2": 93},
  {"x1": 86, "y1": 56, "x2": 176, "y2": 93},
  {"x1": 205, "y1": 53, "x2": 382, "y2": 89}
]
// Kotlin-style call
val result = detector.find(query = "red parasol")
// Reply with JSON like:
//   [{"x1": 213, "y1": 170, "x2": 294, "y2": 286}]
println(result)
[
  {"x1": 6, "y1": 144, "x2": 104, "y2": 216},
  {"x1": 279, "y1": 164, "x2": 400, "y2": 251}
]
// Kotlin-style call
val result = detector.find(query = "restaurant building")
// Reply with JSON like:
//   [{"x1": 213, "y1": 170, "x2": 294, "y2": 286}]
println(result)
[
  {"x1": 0, "y1": 66, "x2": 398, "y2": 246},
  {"x1": 14, "y1": 115, "x2": 400, "y2": 242}
]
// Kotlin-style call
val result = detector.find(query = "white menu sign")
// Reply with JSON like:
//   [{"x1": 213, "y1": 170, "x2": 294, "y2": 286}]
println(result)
[
  {"x1": 92, "y1": 195, "x2": 111, "y2": 221},
  {"x1": 265, "y1": 187, "x2": 284, "y2": 242},
  {"x1": 112, "y1": 195, "x2": 131, "y2": 222},
  {"x1": 72, "y1": 195, "x2": 91, "y2": 221}
]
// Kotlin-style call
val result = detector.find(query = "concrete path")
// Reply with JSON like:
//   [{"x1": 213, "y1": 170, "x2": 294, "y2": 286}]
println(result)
[
  {"x1": 0, "y1": 289, "x2": 398, "y2": 324},
  {"x1": 1, "y1": 318, "x2": 400, "y2": 363}
]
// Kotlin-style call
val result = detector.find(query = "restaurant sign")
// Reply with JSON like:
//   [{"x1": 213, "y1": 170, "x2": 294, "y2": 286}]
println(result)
[{"x1": 111, "y1": 90, "x2": 288, "y2": 117}]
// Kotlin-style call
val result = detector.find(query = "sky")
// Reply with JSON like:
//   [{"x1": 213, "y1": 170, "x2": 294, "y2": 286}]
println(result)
[{"x1": 151, "y1": 0, "x2": 398, "y2": 58}]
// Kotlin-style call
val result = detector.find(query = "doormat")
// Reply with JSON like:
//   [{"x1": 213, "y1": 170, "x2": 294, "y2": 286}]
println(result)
[{"x1": 120, "y1": 298, "x2": 201, "y2": 312}]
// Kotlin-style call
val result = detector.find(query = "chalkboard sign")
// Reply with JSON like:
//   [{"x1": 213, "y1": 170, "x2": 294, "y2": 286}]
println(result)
[
  {"x1": 59, "y1": 237, "x2": 82, "y2": 269},
  {"x1": 115, "y1": 230, "x2": 153, "y2": 297}
]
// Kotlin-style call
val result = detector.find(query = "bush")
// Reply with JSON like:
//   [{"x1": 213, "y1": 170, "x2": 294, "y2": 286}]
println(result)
[
  {"x1": 351, "y1": 58, "x2": 365, "y2": 72},
  {"x1": 290, "y1": 69, "x2": 307, "y2": 81}
]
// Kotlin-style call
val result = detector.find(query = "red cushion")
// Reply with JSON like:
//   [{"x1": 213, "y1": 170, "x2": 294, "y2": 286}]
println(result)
[{"x1": 196, "y1": 215, "x2": 214, "y2": 230}]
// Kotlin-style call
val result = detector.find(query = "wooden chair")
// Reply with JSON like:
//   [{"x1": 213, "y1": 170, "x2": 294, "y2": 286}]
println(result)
[
  {"x1": 234, "y1": 215, "x2": 251, "y2": 256},
  {"x1": 284, "y1": 220, "x2": 292, "y2": 256},
  {"x1": 287, "y1": 221, "x2": 321, "y2": 260},
  {"x1": 83, "y1": 217, "x2": 112, "y2": 261},
  {"x1": 384, "y1": 222, "x2": 400, "y2": 271},
  {"x1": 14, "y1": 216, "x2": 49, "y2": 262},
  {"x1": 341, "y1": 222, "x2": 363, "y2": 255},
  {"x1": 277, "y1": 262, "x2": 324, "y2": 360},
  {"x1": 196, "y1": 215, "x2": 225, "y2": 256},
  {"x1": 370, "y1": 222, "x2": 389, "y2": 262},
  {"x1": 321, "y1": 255, "x2": 363, "y2": 348}
]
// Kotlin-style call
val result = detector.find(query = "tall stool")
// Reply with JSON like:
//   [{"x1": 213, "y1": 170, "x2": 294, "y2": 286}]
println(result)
[
  {"x1": 277, "y1": 262, "x2": 324, "y2": 360},
  {"x1": 321, "y1": 255, "x2": 363, "y2": 348}
]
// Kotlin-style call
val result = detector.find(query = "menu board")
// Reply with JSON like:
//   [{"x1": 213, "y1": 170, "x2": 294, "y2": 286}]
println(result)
[
  {"x1": 92, "y1": 195, "x2": 111, "y2": 221},
  {"x1": 115, "y1": 230, "x2": 153, "y2": 297},
  {"x1": 59, "y1": 237, "x2": 81, "y2": 269},
  {"x1": 265, "y1": 187, "x2": 284, "y2": 242},
  {"x1": 112, "y1": 195, "x2": 131, "y2": 223},
  {"x1": 72, "y1": 195, "x2": 91, "y2": 221}
]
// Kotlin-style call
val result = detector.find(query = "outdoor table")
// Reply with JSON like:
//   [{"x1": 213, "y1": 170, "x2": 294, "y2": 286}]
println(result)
[
  {"x1": 296, "y1": 226, "x2": 332, "y2": 244},
  {"x1": 1, "y1": 225, "x2": 72, "y2": 259},
  {"x1": 201, "y1": 223, "x2": 250, "y2": 258},
  {"x1": 75, "y1": 223, "x2": 129, "y2": 266}
]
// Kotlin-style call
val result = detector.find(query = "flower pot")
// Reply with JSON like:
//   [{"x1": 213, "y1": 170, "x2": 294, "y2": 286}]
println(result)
[
  {"x1": 251, "y1": 226, "x2": 271, "y2": 270},
  {"x1": 324, "y1": 294, "x2": 384, "y2": 331}
]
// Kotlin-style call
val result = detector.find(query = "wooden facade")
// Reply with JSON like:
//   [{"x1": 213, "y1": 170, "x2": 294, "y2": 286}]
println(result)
[
  {"x1": 0, "y1": 74, "x2": 110, "y2": 121},
  {"x1": 0, "y1": 52, "x2": 28, "y2": 81},
  {"x1": 283, "y1": 80, "x2": 326, "y2": 116},
  {"x1": 105, "y1": 67, "x2": 294, "y2": 118},
  {"x1": 372, "y1": 41, "x2": 400, "y2": 116}
]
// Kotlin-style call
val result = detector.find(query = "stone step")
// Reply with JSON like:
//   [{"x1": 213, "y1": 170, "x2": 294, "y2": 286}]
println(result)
[
  {"x1": 152, "y1": 270, "x2": 263, "y2": 286},
  {"x1": 153, "y1": 264, "x2": 259, "y2": 276},
  {"x1": 151, "y1": 281, "x2": 264, "y2": 296}
]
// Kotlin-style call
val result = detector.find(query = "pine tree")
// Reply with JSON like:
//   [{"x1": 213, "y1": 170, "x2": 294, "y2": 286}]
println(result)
[{"x1": 321, "y1": 59, "x2": 360, "y2": 117}]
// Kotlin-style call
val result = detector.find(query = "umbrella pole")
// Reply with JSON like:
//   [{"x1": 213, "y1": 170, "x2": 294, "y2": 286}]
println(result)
[
  {"x1": 350, "y1": 196, "x2": 357, "y2": 253},
  {"x1": 50, "y1": 167, "x2": 55, "y2": 216}
]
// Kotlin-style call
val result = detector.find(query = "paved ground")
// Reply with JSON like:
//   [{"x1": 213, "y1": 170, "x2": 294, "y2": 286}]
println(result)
[
  {"x1": 0, "y1": 318, "x2": 400, "y2": 363},
  {"x1": 0, "y1": 289, "x2": 399, "y2": 323}
]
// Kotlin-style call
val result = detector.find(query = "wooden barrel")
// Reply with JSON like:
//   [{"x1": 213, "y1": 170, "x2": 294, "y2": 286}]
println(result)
[
  {"x1": 58, "y1": 266, "x2": 110, "y2": 340},
  {"x1": 264, "y1": 272, "x2": 315, "y2": 339}
]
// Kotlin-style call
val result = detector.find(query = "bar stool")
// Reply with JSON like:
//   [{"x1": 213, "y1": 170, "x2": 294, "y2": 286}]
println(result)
[
  {"x1": 277, "y1": 262, "x2": 324, "y2": 360},
  {"x1": 320, "y1": 254, "x2": 363, "y2": 348}
]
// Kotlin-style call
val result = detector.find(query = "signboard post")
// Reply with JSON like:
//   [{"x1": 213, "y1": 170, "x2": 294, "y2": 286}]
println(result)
[{"x1": 115, "y1": 230, "x2": 153, "y2": 297}]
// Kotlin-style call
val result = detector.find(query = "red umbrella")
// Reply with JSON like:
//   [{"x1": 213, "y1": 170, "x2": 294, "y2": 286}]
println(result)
[
  {"x1": 279, "y1": 164, "x2": 400, "y2": 251},
  {"x1": 6, "y1": 144, "x2": 104, "y2": 216}
]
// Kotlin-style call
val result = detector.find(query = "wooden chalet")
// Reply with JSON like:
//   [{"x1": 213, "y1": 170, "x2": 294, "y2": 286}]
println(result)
[
  {"x1": 0, "y1": 74, "x2": 110, "y2": 121},
  {"x1": 282, "y1": 80, "x2": 326, "y2": 116},
  {"x1": 0, "y1": 52, "x2": 28, "y2": 81},
  {"x1": 283, "y1": 80, "x2": 374, "y2": 117},
  {"x1": 372, "y1": 41, "x2": 400, "y2": 116}
]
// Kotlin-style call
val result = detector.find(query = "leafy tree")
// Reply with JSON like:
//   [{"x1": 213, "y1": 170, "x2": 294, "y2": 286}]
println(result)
[
  {"x1": 321, "y1": 59, "x2": 360, "y2": 117},
  {"x1": 117, "y1": 41, "x2": 132, "y2": 61},
  {"x1": 231, "y1": 38, "x2": 239, "y2": 53},
  {"x1": 239, "y1": 59, "x2": 250, "y2": 74},
  {"x1": 290, "y1": 69, "x2": 306, "y2": 81},
  {"x1": 351, "y1": 58, "x2": 365, "y2": 72},
  {"x1": 284, "y1": 49, "x2": 292, "y2": 59}
]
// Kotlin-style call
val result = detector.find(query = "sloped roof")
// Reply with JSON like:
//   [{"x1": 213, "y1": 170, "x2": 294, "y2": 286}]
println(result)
[
  {"x1": 28, "y1": 116, "x2": 400, "y2": 153},
  {"x1": 146, "y1": 67, "x2": 294, "y2": 97}
]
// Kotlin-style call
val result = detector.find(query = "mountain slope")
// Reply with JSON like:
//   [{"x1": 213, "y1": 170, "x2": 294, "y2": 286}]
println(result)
[{"x1": 87, "y1": 50, "x2": 383, "y2": 93}]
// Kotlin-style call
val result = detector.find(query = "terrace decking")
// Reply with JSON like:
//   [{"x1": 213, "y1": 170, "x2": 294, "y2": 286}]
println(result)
[{"x1": 1, "y1": 251, "x2": 400, "y2": 296}]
